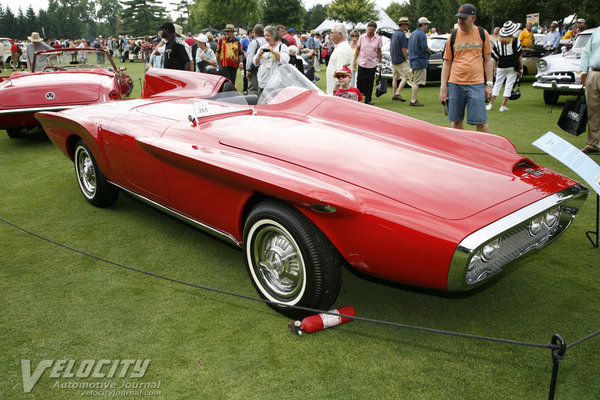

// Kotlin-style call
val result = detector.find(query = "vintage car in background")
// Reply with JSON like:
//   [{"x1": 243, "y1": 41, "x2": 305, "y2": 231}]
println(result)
[
  {"x1": 381, "y1": 34, "x2": 449, "y2": 82},
  {"x1": 0, "y1": 48, "x2": 133, "y2": 138},
  {"x1": 0, "y1": 38, "x2": 26, "y2": 69},
  {"x1": 36, "y1": 65, "x2": 588, "y2": 318},
  {"x1": 533, "y1": 28, "x2": 596, "y2": 104}
]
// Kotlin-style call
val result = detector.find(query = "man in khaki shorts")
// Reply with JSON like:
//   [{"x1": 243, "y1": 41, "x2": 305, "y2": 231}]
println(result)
[
  {"x1": 390, "y1": 17, "x2": 410, "y2": 101},
  {"x1": 408, "y1": 17, "x2": 431, "y2": 106}
]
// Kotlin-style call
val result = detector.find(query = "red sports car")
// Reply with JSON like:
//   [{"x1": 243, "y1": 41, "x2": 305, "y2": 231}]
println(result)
[
  {"x1": 35, "y1": 65, "x2": 589, "y2": 318},
  {"x1": 0, "y1": 48, "x2": 133, "y2": 138}
]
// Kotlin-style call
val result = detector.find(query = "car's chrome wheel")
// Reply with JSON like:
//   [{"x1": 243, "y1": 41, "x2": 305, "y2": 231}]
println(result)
[
  {"x1": 244, "y1": 200, "x2": 341, "y2": 318},
  {"x1": 73, "y1": 140, "x2": 119, "y2": 208},
  {"x1": 76, "y1": 146, "x2": 97, "y2": 199},
  {"x1": 249, "y1": 220, "x2": 306, "y2": 301}
]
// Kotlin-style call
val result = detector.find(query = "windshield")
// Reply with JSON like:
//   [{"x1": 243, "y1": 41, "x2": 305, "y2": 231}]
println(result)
[
  {"x1": 34, "y1": 48, "x2": 117, "y2": 73},
  {"x1": 257, "y1": 64, "x2": 319, "y2": 105},
  {"x1": 428, "y1": 37, "x2": 447, "y2": 53},
  {"x1": 573, "y1": 33, "x2": 591, "y2": 50}
]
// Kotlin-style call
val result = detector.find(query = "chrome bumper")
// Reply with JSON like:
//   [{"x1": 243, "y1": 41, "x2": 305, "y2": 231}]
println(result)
[{"x1": 447, "y1": 184, "x2": 589, "y2": 291}]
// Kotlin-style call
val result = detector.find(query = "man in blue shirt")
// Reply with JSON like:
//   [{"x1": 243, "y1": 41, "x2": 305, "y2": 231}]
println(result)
[
  {"x1": 580, "y1": 27, "x2": 600, "y2": 154},
  {"x1": 390, "y1": 17, "x2": 410, "y2": 101},
  {"x1": 240, "y1": 31, "x2": 252, "y2": 94},
  {"x1": 408, "y1": 17, "x2": 431, "y2": 106},
  {"x1": 544, "y1": 21, "x2": 561, "y2": 50}
]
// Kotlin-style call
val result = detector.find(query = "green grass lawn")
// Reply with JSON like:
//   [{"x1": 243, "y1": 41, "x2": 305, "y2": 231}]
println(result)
[{"x1": 1, "y1": 57, "x2": 599, "y2": 399}]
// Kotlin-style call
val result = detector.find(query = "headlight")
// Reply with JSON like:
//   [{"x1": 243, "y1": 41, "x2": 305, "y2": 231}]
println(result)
[
  {"x1": 481, "y1": 238, "x2": 500, "y2": 261},
  {"x1": 528, "y1": 216, "x2": 544, "y2": 236},
  {"x1": 537, "y1": 59, "x2": 547, "y2": 71},
  {"x1": 544, "y1": 207, "x2": 561, "y2": 228}
]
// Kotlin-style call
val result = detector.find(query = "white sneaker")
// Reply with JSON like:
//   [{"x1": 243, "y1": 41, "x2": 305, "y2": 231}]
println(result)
[
  {"x1": 499, "y1": 105, "x2": 509, "y2": 112},
  {"x1": 485, "y1": 104, "x2": 492, "y2": 111}
]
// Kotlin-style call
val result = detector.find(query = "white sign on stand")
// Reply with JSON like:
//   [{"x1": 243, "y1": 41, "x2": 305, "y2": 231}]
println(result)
[{"x1": 533, "y1": 131, "x2": 600, "y2": 196}]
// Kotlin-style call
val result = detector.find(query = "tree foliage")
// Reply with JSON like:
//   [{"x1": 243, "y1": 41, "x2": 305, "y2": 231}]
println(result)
[
  {"x1": 262, "y1": 0, "x2": 305, "y2": 28},
  {"x1": 327, "y1": 0, "x2": 378, "y2": 26},
  {"x1": 190, "y1": 0, "x2": 259, "y2": 31},
  {"x1": 119, "y1": 0, "x2": 167, "y2": 36},
  {"x1": 305, "y1": 4, "x2": 328, "y2": 30}
]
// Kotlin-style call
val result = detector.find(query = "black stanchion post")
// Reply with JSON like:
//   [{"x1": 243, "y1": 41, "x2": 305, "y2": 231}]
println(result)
[
  {"x1": 585, "y1": 194, "x2": 599, "y2": 248},
  {"x1": 548, "y1": 334, "x2": 566, "y2": 400}
]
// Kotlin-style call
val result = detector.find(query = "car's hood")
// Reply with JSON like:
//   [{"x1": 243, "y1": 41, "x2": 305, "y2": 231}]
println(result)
[
  {"x1": 219, "y1": 114, "x2": 561, "y2": 220},
  {"x1": 0, "y1": 71, "x2": 110, "y2": 108},
  {"x1": 538, "y1": 52, "x2": 581, "y2": 74}
]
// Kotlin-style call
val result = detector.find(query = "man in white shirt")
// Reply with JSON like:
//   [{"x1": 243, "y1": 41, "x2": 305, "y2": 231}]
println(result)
[{"x1": 326, "y1": 23, "x2": 353, "y2": 95}]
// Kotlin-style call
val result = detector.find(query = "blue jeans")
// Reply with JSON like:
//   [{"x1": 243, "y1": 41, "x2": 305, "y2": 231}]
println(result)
[{"x1": 447, "y1": 82, "x2": 487, "y2": 125}]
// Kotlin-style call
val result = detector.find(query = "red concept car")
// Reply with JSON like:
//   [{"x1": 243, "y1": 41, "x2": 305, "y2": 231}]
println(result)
[
  {"x1": 0, "y1": 48, "x2": 133, "y2": 138},
  {"x1": 35, "y1": 65, "x2": 588, "y2": 317}
]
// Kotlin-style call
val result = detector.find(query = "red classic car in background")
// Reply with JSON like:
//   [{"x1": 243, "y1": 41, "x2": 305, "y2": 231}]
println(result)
[
  {"x1": 0, "y1": 48, "x2": 132, "y2": 138},
  {"x1": 35, "y1": 65, "x2": 588, "y2": 318}
]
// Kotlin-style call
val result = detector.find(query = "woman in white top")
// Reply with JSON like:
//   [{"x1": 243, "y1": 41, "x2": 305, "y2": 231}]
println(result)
[
  {"x1": 487, "y1": 21, "x2": 523, "y2": 112},
  {"x1": 253, "y1": 25, "x2": 290, "y2": 92},
  {"x1": 194, "y1": 34, "x2": 218, "y2": 73}
]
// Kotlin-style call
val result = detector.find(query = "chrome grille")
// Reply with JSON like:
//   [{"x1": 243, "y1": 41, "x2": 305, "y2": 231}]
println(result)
[
  {"x1": 465, "y1": 214, "x2": 562, "y2": 284},
  {"x1": 447, "y1": 184, "x2": 589, "y2": 291}
]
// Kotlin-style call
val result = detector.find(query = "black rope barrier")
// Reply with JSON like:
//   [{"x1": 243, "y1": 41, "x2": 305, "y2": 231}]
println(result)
[{"x1": 2, "y1": 216, "x2": 598, "y2": 399}]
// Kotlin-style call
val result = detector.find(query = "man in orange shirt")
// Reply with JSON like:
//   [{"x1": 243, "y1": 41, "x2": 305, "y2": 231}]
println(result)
[{"x1": 439, "y1": 3, "x2": 494, "y2": 132}]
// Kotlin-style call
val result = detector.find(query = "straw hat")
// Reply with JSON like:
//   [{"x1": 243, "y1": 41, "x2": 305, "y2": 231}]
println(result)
[
  {"x1": 174, "y1": 24, "x2": 184, "y2": 37},
  {"x1": 28, "y1": 32, "x2": 43, "y2": 42},
  {"x1": 194, "y1": 34, "x2": 208, "y2": 43},
  {"x1": 398, "y1": 17, "x2": 410, "y2": 24},
  {"x1": 224, "y1": 24, "x2": 235, "y2": 32}
]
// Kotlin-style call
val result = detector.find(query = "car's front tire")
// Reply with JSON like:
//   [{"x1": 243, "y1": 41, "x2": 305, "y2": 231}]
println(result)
[
  {"x1": 74, "y1": 140, "x2": 119, "y2": 207},
  {"x1": 243, "y1": 200, "x2": 341, "y2": 318}
]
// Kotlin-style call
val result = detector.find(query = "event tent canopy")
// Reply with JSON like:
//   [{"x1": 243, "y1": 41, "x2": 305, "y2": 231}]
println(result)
[{"x1": 314, "y1": 6, "x2": 397, "y2": 33}]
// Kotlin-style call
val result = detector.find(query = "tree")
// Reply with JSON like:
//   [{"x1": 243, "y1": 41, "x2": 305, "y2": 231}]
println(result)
[
  {"x1": 262, "y1": 0, "x2": 305, "y2": 28},
  {"x1": 96, "y1": 0, "x2": 123, "y2": 34},
  {"x1": 305, "y1": 4, "x2": 328, "y2": 30},
  {"x1": 188, "y1": 0, "x2": 259, "y2": 32},
  {"x1": 327, "y1": 0, "x2": 378, "y2": 27},
  {"x1": 120, "y1": 0, "x2": 168, "y2": 36}
]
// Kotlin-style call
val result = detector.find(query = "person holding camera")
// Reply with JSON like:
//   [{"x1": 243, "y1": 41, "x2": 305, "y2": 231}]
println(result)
[{"x1": 253, "y1": 25, "x2": 290, "y2": 94}]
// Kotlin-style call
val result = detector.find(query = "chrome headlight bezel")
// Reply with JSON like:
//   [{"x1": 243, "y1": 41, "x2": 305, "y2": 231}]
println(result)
[
  {"x1": 537, "y1": 59, "x2": 548, "y2": 71},
  {"x1": 447, "y1": 185, "x2": 589, "y2": 291}
]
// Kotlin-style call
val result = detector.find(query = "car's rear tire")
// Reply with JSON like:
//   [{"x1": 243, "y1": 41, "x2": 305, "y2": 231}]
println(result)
[
  {"x1": 74, "y1": 140, "x2": 119, "y2": 207},
  {"x1": 243, "y1": 200, "x2": 341, "y2": 319},
  {"x1": 544, "y1": 90, "x2": 559, "y2": 105}
]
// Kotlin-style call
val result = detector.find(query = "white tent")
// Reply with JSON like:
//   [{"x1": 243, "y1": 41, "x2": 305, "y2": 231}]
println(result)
[{"x1": 314, "y1": 6, "x2": 398, "y2": 33}]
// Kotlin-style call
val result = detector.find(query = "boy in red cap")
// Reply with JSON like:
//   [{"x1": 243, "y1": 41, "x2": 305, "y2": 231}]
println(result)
[{"x1": 334, "y1": 66, "x2": 362, "y2": 101}]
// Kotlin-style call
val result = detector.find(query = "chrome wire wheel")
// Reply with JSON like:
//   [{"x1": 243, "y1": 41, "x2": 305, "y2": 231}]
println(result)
[
  {"x1": 250, "y1": 220, "x2": 306, "y2": 301},
  {"x1": 75, "y1": 145, "x2": 97, "y2": 199}
]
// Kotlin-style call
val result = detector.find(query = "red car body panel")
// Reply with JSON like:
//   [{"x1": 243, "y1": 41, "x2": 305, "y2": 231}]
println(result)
[
  {"x1": 0, "y1": 49, "x2": 132, "y2": 131},
  {"x1": 35, "y1": 68, "x2": 585, "y2": 291}
]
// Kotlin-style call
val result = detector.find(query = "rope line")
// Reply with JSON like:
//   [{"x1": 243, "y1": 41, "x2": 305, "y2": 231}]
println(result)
[{"x1": 3, "y1": 216, "x2": 597, "y2": 352}]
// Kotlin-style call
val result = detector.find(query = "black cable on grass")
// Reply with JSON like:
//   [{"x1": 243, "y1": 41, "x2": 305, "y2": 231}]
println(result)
[{"x1": 3, "y1": 216, "x2": 599, "y2": 354}]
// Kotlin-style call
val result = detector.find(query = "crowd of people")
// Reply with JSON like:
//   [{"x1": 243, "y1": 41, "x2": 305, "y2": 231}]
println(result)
[{"x1": 2, "y1": 6, "x2": 597, "y2": 154}]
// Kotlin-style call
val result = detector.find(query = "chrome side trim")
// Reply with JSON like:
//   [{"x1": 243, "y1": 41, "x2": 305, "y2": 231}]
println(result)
[
  {"x1": 0, "y1": 105, "x2": 78, "y2": 114},
  {"x1": 447, "y1": 184, "x2": 589, "y2": 291},
  {"x1": 110, "y1": 181, "x2": 242, "y2": 247}
]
